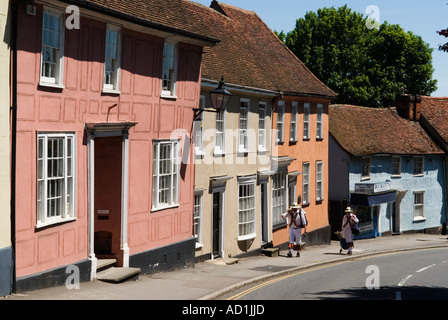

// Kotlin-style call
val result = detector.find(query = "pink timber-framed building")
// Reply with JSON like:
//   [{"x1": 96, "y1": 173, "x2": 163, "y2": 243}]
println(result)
[{"x1": 11, "y1": 0, "x2": 218, "y2": 291}]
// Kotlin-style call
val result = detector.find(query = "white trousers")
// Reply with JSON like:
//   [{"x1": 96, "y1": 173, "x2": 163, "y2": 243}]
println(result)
[{"x1": 288, "y1": 227, "x2": 302, "y2": 250}]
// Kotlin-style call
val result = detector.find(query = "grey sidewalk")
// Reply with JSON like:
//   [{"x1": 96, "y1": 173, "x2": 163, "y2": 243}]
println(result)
[{"x1": 3, "y1": 233, "x2": 448, "y2": 300}]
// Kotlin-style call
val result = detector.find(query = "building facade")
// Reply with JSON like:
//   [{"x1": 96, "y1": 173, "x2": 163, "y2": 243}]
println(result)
[
  {"x1": 12, "y1": 0, "x2": 217, "y2": 291},
  {"x1": 193, "y1": 1, "x2": 336, "y2": 260},
  {"x1": 272, "y1": 95, "x2": 333, "y2": 246},
  {"x1": 329, "y1": 104, "x2": 446, "y2": 239}
]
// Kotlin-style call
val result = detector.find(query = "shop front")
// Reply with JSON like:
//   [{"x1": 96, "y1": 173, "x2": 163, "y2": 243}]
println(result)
[{"x1": 350, "y1": 182, "x2": 397, "y2": 239}]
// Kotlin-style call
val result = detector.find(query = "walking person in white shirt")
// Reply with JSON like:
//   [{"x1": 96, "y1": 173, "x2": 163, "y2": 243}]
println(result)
[
  {"x1": 281, "y1": 202, "x2": 307, "y2": 257},
  {"x1": 341, "y1": 207, "x2": 359, "y2": 255}
]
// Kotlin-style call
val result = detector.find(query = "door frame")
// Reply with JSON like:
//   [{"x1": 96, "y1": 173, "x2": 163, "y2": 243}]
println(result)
[
  {"x1": 211, "y1": 190, "x2": 223, "y2": 259},
  {"x1": 209, "y1": 175, "x2": 231, "y2": 260},
  {"x1": 85, "y1": 122, "x2": 137, "y2": 280}
]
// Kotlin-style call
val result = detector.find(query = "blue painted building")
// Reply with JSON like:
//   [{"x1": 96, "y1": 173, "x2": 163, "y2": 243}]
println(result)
[{"x1": 329, "y1": 104, "x2": 446, "y2": 239}]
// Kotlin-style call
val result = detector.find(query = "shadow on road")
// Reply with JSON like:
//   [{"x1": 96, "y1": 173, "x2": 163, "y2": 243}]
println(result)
[{"x1": 312, "y1": 286, "x2": 448, "y2": 300}]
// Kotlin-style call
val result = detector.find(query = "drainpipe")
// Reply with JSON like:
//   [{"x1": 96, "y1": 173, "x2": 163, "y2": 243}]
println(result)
[{"x1": 10, "y1": 0, "x2": 34, "y2": 294}]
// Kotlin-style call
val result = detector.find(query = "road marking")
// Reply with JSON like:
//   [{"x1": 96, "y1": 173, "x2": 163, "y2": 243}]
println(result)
[
  {"x1": 226, "y1": 261, "x2": 348, "y2": 300},
  {"x1": 416, "y1": 264, "x2": 436, "y2": 273},
  {"x1": 398, "y1": 274, "x2": 412, "y2": 287}
]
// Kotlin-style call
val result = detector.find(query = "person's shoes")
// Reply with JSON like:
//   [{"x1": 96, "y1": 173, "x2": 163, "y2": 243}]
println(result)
[
  {"x1": 296, "y1": 252, "x2": 300, "y2": 257},
  {"x1": 347, "y1": 251, "x2": 352, "y2": 255},
  {"x1": 287, "y1": 252, "x2": 292, "y2": 258}
]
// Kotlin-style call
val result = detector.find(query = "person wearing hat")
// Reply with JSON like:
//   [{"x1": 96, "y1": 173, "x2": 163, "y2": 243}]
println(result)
[
  {"x1": 341, "y1": 207, "x2": 359, "y2": 255},
  {"x1": 281, "y1": 202, "x2": 307, "y2": 257}
]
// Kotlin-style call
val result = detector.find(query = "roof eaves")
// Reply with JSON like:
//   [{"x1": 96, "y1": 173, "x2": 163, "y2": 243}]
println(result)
[{"x1": 62, "y1": 0, "x2": 221, "y2": 46}]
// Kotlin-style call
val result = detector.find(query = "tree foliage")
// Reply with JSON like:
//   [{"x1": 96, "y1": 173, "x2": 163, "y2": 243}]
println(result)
[
  {"x1": 437, "y1": 28, "x2": 448, "y2": 52},
  {"x1": 282, "y1": 5, "x2": 437, "y2": 107}
]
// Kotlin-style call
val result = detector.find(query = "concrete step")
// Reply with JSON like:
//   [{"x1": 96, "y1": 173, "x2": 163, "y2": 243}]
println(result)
[
  {"x1": 205, "y1": 257, "x2": 239, "y2": 266},
  {"x1": 262, "y1": 247, "x2": 279, "y2": 257},
  {"x1": 96, "y1": 267, "x2": 141, "y2": 283},
  {"x1": 96, "y1": 259, "x2": 117, "y2": 272}
]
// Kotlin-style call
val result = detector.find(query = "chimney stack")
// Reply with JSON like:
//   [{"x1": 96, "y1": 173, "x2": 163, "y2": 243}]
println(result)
[{"x1": 396, "y1": 93, "x2": 422, "y2": 121}]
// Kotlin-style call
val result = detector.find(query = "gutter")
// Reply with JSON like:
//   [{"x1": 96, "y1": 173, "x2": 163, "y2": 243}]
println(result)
[{"x1": 202, "y1": 78, "x2": 337, "y2": 101}]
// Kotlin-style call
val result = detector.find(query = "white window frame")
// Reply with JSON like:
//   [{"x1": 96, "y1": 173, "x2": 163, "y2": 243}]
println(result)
[
  {"x1": 272, "y1": 170, "x2": 287, "y2": 228},
  {"x1": 194, "y1": 95, "x2": 205, "y2": 156},
  {"x1": 37, "y1": 132, "x2": 76, "y2": 228},
  {"x1": 316, "y1": 161, "x2": 323, "y2": 201},
  {"x1": 40, "y1": 7, "x2": 65, "y2": 88},
  {"x1": 103, "y1": 25, "x2": 121, "y2": 93},
  {"x1": 161, "y1": 41, "x2": 177, "y2": 98},
  {"x1": 303, "y1": 162, "x2": 310, "y2": 205},
  {"x1": 316, "y1": 103, "x2": 323, "y2": 140},
  {"x1": 290, "y1": 101, "x2": 298, "y2": 142},
  {"x1": 152, "y1": 140, "x2": 180, "y2": 210},
  {"x1": 361, "y1": 157, "x2": 371, "y2": 180},
  {"x1": 413, "y1": 156, "x2": 424, "y2": 176},
  {"x1": 193, "y1": 190, "x2": 204, "y2": 248},
  {"x1": 215, "y1": 108, "x2": 226, "y2": 155},
  {"x1": 238, "y1": 176, "x2": 257, "y2": 241},
  {"x1": 413, "y1": 191, "x2": 425, "y2": 220},
  {"x1": 239, "y1": 99, "x2": 250, "y2": 152},
  {"x1": 303, "y1": 103, "x2": 310, "y2": 140},
  {"x1": 391, "y1": 156, "x2": 402, "y2": 177},
  {"x1": 258, "y1": 102, "x2": 267, "y2": 152},
  {"x1": 276, "y1": 101, "x2": 285, "y2": 143}
]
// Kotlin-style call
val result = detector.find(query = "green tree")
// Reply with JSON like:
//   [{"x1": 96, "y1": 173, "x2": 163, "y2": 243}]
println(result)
[{"x1": 282, "y1": 5, "x2": 437, "y2": 107}]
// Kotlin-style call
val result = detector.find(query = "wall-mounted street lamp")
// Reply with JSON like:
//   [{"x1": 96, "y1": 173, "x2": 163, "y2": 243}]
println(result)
[{"x1": 194, "y1": 76, "x2": 232, "y2": 120}]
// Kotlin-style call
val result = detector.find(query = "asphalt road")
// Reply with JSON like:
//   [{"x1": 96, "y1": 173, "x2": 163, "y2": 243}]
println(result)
[{"x1": 224, "y1": 247, "x2": 448, "y2": 300}]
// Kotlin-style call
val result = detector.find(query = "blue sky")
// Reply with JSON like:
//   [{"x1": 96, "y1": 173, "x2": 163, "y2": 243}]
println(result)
[{"x1": 194, "y1": 0, "x2": 448, "y2": 97}]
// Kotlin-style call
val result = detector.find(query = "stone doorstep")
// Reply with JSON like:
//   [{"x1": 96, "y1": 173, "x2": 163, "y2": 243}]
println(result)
[
  {"x1": 262, "y1": 242, "x2": 306, "y2": 257},
  {"x1": 96, "y1": 259, "x2": 117, "y2": 271},
  {"x1": 261, "y1": 248, "x2": 279, "y2": 257},
  {"x1": 205, "y1": 257, "x2": 239, "y2": 266},
  {"x1": 96, "y1": 267, "x2": 141, "y2": 283}
]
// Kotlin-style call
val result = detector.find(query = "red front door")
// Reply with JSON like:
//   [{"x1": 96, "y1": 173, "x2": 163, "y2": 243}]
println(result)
[{"x1": 94, "y1": 137, "x2": 123, "y2": 265}]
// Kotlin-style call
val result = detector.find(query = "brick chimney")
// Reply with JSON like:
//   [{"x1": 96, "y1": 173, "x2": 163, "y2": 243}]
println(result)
[{"x1": 396, "y1": 93, "x2": 422, "y2": 121}]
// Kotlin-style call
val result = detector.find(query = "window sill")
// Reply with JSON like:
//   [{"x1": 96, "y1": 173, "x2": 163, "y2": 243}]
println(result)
[
  {"x1": 160, "y1": 93, "x2": 178, "y2": 100},
  {"x1": 102, "y1": 88, "x2": 121, "y2": 95},
  {"x1": 238, "y1": 233, "x2": 256, "y2": 241},
  {"x1": 39, "y1": 81, "x2": 65, "y2": 90},
  {"x1": 413, "y1": 217, "x2": 426, "y2": 222},
  {"x1": 195, "y1": 150, "x2": 206, "y2": 158},
  {"x1": 36, "y1": 217, "x2": 76, "y2": 230},
  {"x1": 151, "y1": 204, "x2": 179, "y2": 212},
  {"x1": 214, "y1": 150, "x2": 226, "y2": 157}
]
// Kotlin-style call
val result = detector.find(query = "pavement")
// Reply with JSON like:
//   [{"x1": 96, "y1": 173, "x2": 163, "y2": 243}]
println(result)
[{"x1": 3, "y1": 233, "x2": 448, "y2": 300}]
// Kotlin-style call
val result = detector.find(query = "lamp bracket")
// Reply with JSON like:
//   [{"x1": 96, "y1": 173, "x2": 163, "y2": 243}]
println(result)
[{"x1": 193, "y1": 108, "x2": 220, "y2": 121}]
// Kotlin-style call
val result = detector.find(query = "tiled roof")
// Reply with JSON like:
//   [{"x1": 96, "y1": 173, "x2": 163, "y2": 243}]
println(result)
[
  {"x1": 329, "y1": 104, "x2": 443, "y2": 156},
  {"x1": 72, "y1": 0, "x2": 335, "y2": 98},
  {"x1": 68, "y1": 0, "x2": 220, "y2": 44},
  {"x1": 420, "y1": 96, "x2": 448, "y2": 147},
  {"x1": 200, "y1": 1, "x2": 336, "y2": 98}
]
